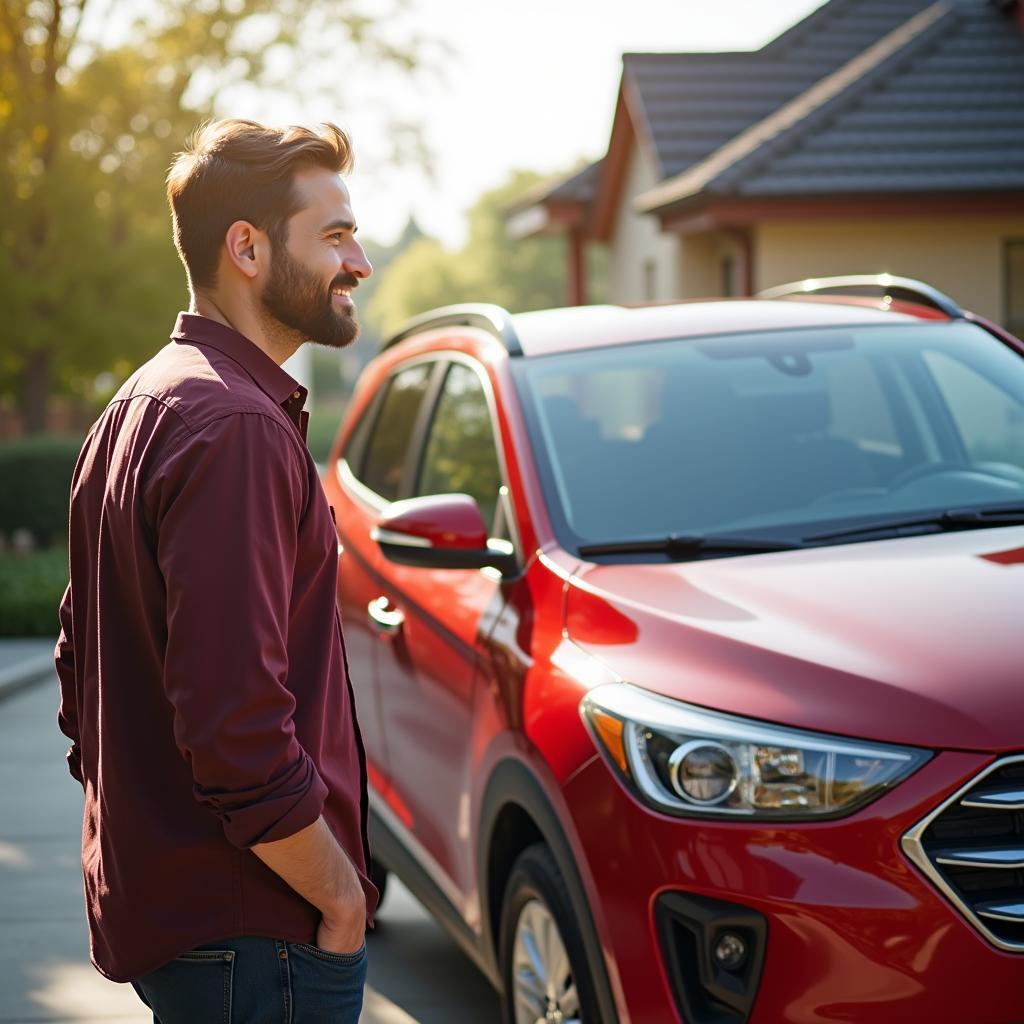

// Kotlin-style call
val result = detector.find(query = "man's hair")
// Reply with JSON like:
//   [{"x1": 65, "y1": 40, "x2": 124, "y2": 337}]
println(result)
[{"x1": 166, "y1": 119, "x2": 354, "y2": 291}]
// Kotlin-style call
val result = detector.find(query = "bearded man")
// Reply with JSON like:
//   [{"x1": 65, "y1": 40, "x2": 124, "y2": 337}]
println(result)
[{"x1": 54, "y1": 119, "x2": 376, "y2": 1023}]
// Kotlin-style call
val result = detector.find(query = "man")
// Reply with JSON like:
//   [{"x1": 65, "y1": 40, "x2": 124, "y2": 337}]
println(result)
[{"x1": 54, "y1": 119, "x2": 376, "y2": 1022}]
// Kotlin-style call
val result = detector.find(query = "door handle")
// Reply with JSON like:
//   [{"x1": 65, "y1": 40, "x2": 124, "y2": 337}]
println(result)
[{"x1": 368, "y1": 596, "x2": 404, "y2": 636}]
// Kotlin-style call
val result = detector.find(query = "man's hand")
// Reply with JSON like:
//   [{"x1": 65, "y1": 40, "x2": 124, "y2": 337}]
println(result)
[
  {"x1": 317, "y1": 891, "x2": 367, "y2": 954},
  {"x1": 252, "y1": 816, "x2": 368, "y2": 952}
]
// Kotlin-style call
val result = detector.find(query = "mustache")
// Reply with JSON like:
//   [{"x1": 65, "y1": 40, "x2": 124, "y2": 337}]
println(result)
[{"x1": 331, "y1": 273, "x2": 360, "y2": 291}]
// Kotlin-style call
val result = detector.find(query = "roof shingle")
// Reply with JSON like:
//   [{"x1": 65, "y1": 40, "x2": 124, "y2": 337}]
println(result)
[{"x1": 728, "y1": 0, "x2": 1024, "y2": 198}]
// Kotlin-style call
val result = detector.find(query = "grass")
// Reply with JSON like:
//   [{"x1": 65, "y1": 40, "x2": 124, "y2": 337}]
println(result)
[{"x1": 0, "y1": 547, "x2": 68, "y2": 637}]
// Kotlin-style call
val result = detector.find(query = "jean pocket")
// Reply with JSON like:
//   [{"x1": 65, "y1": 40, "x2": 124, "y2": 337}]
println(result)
[
  {"x1": 288, "y1": 942, "x2": 367, "y2": 1023},
  {"x1": 134, "y1": 949, "x2": 235, "y2": 1024},
  {"x1": 291, "y1": 941, "x2": 366, "y2": 966}
]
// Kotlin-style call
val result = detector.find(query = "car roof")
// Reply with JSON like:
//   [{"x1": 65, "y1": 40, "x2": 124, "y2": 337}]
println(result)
[{"x1": 507, "y1": 299, "x2": 929, "y2": 358}]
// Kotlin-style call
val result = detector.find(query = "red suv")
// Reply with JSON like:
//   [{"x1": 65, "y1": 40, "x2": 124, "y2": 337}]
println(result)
[{"x1": 323, "y1": 276, "x2": 1024, "y2": 1024}]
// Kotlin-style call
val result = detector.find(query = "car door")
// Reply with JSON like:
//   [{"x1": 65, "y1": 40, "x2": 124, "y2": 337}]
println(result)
[
  {"x1": 371, "y1": 355, "x2": 514, "y2": 912},
  {"x1": 331, "y1": 360, "x2": 437, "y2": 803}
]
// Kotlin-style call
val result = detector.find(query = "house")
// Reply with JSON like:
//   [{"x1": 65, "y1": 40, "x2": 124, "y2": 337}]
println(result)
[{"x1": 508, "y1": 0, "x2": 1024, "y2": 335}]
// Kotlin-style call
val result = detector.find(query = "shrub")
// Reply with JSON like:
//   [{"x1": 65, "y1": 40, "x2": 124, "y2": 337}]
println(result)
[
  {"x1": 306, "y1": 401, "x2": 347, "y2": 466},
  {"x1": 0, "y1": 547, "x2": 68, "y2": 637},
  {"x1": 0, "y1": 435, "x2": 82, "y2": 546}
]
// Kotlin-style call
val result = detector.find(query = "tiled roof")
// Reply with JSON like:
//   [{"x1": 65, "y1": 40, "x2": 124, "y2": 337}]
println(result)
[
  {"x1": 516, "y1": 0, "x2": 937, "y2": 211},
  {"x1": 504, "y1": 160, "x2": 602, "y2": 219},
  {"x1": 544, "y1": 161, "x2": 603, "y2": 205},
  {"x1": 625, "y1": 0, "x2": 937, "y2": 179},
  {"x1": 727, "y1": 0, "x2": 1024, "y2": 197},
  {"x1": 517, "y1": 0, "x2": 1024, "y2": 219}
]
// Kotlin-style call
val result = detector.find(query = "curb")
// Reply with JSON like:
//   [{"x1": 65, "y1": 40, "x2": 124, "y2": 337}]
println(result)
[{"x1": 0, "y1": 651, "x2": 54, "y2": 703}]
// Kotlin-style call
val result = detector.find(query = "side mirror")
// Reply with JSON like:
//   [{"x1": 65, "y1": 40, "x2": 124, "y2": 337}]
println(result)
[{"x1": 372, "y1": 493, "x2": 518, "y2": 576}]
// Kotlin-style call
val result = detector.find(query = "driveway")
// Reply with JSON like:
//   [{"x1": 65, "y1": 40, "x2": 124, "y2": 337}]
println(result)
[{"x1": 0, "y1": 668, "x2": 499, "y2": 1023}]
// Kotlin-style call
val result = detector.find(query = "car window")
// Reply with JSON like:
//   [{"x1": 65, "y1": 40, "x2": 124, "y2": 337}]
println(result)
[
  {"x1": 416, "y1": 362, "x2": 504, "y2": 535},
  {"x1": 341, "y1": 391, "x2": 379, "y2": 473},
  {"x1": 532, "y1": 347, "x2": 906, "y2": 458},
  {"x1": 359, "y1": 362, "x2": 433, "y2": 502},
  {"x1": 512, "y1": 322, "x2": 1024, "y2": 547},
  {"x1": 923, "y1": 350, "x2": 1024, "y2": 471},
  {"x1": 822, "y1": 358, "x2": 902, "y2": 457}
]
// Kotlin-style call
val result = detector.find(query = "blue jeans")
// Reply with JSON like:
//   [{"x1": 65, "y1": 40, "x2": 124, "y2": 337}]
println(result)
[{"x1": 131, "y1": 935, "x2": 367, "y2": 1023}]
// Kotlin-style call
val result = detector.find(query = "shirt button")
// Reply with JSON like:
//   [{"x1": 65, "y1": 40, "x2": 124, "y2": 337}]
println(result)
[{"x1": 292, "y1": 390, "x2": 301, "y2": 400}]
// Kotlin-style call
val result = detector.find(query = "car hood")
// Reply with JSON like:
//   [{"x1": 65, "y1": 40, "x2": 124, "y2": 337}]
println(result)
[{"x1": 565, "y1": 528, "x2": 1024, "y2": 752}]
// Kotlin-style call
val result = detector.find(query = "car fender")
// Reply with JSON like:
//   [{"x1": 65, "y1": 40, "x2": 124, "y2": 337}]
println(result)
[{"x1": 476, "y1": 754, "x2": 628, "y2": 1023}]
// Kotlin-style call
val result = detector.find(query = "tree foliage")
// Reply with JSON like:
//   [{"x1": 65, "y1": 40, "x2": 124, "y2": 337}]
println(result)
[
  {"x1": 367, "y1": 170, "x2": 607, "y2": 338},
  {"x1": 0, "y1": 0, "x2": 425, "y2": 431}
]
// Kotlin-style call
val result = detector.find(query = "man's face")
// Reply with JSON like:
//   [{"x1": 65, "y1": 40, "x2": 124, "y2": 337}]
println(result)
[{"x1": 260, "y1": 168, "x2": 372, "y2": 349}]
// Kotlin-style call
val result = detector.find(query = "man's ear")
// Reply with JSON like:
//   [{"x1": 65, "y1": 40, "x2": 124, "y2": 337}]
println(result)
[{"x1": 223, "y1": 220, "x2": 267, "y2": 281}]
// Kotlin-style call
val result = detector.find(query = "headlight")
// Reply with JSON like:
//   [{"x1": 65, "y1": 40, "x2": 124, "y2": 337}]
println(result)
[{"x1": 580, "y1": 684, "x2": 930, "y2": 819}]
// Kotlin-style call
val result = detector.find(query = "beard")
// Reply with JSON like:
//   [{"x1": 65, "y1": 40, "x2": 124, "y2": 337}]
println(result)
[{"x1": 261, "y1": 245, "x2": 360, "y2": 350}]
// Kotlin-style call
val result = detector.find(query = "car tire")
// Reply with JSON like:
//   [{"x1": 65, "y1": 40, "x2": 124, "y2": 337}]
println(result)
[
  {"x1": 368, "y1": 855, "x2": 389, "y2": 907},
  {"x1": 499, "y1": 844, "x2": 601, "y2": 1024}
]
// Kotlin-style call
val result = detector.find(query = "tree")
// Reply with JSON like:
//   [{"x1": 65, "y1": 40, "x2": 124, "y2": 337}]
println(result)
[
  {"x1": 367, "y1": 236, "x2": 472, "y2": 338},
  {"x1": 1, "y1": 40, "x2": 196, "y2": 428},
  {"x1": 367, "y1": 169, "x2": 607, "y2": 338},
  {"x1": 0, "y1": 0, "x2": 426, "y2": 431}
]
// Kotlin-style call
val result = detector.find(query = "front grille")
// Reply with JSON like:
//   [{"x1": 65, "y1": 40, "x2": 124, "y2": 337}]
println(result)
[{"x1": 902, "y1": 755, "x2": 1024, "y2": 952}]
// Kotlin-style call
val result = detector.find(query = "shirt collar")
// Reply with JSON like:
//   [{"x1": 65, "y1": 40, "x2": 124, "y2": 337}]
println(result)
[{"x1": 171, "y1": 312, "x2": 307, "y2": 412}]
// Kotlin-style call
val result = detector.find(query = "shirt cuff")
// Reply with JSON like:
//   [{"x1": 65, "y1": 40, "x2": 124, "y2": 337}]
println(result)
[{"x1": 201, "y1": 753, "x2": 329, "y2": 849}]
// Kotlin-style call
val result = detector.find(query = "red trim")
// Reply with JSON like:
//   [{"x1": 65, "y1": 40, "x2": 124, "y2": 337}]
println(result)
[
  {"x1": 658, "y1": 194, "x2": 1024, "y2": 233},
  {"x1": 546, "y1": 200, "x2": 588, "y2": 229},
  {"x1": 592, "y1": 89, "x2": 636, "y2": 242}
]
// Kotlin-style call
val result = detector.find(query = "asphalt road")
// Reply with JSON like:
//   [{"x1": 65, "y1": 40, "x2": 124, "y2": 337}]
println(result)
[{"x1": 0, "y1": 675, "x2": 500, "y2": 1023}]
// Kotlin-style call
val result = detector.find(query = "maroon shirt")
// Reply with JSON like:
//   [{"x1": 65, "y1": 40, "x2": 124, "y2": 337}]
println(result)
[{"x1": 55, "y1": 312, "x2": 377, "y2": 983}]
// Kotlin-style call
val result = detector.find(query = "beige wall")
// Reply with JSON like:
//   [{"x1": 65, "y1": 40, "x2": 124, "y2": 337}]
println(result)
[
  {"x1": 609, "y1": 148, "x2": 752, "y2": 302},
  {"x1": 609, "y1": 145, "x2": 680, "y2": 304},
  {"x1": 676, "y1": 232, "x2": 748, "y2": 299},
  {"x1": 754, "y1": 216, "x2": 1024, "y2": 324}
]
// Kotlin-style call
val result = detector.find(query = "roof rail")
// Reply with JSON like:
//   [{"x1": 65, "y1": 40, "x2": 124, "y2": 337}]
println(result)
[
  {"x1": 382, "y1": 303, "x2": 522, "y2": 355},
  {"x1": 757, "y1": 274, "x2": 964, "y2": 319}
]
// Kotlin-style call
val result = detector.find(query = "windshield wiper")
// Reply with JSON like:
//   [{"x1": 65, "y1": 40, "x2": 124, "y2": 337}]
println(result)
[
  {"x1": 805, "y1": 506, "x2": 1024, "y2": 545},
  {"x1": 578, "y1": 533, "x2": 802, "y2": 559}
]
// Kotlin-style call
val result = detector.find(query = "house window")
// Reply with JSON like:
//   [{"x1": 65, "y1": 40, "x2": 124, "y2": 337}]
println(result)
[
  {"x1": 643, "y1": 259, "x2": 657, "y2": 302},
  {"x1": 1007, "y1": 240, "x2": 1024, "y2": 336},
  {"x1": 721, "y1": 255, "x2": 736, "y2": 297}
]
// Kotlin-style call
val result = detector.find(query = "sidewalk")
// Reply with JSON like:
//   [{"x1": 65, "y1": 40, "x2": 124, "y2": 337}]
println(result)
[
  {"x1": 0, "y1": 638, "x2": 55, "y2": 703},
  {"x1": 0, "y1": 644, "x2": 498, "y2": 1023}
]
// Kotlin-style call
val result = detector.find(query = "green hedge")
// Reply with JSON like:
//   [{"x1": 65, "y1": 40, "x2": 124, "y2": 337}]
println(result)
[
  {"x1": 306, "y1": 402, "x2": 346, "y2": 466},
  {"x1": 0, "y1": 435, "x2": 82, "y2": 546},
  {"x1": 0, "y1": 547, "x2": 68, "y2": 637}
]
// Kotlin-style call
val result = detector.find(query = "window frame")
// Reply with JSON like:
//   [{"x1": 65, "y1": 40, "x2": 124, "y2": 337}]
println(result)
[
  {"x1": 337, "y1": 349, "x2": 524, "y2": 567},
  {"x1": 341, "y1": 359, "x2": 443, "y2": 507}
]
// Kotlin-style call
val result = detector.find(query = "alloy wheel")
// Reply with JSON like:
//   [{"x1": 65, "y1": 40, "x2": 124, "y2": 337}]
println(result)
[{"x1": 511, "y1": 898, "x2": 582, "y2": 1024}]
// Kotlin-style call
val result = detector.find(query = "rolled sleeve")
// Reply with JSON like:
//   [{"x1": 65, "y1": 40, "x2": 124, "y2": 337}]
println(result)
[
  {"x1": 200, "y1": 752, "x2": 329, "y2": 847},
  {"x1": 149, "y1": 411, "x2": 325, "y2": 848}
]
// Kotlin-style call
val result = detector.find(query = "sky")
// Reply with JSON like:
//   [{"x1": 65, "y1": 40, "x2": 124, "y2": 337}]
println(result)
[
  {"x1": 79, "y1": 0, "x2": 826, "y2": 249},
  {"x1": 216, "y1": 0, "x2": 828, "y2": 249}
]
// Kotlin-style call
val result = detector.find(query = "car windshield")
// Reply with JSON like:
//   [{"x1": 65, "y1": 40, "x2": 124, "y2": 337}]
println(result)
[{"x1": 510, "y1": 321, "x2": 1024, "y2": 556}]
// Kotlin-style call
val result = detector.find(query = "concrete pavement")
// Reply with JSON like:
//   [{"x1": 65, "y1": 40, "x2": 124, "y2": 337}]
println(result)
[
  {"x1": 0, "y1": 649, "x2": 499, "y2": 1023},
  {"x1": 0, "y1": 638, "x2": 55, "y2": 702}
]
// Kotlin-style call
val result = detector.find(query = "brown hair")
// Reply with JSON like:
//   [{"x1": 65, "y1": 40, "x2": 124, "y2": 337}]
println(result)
[{"x1": 166, "y1": 119, "x2": 354, "y2": 291}]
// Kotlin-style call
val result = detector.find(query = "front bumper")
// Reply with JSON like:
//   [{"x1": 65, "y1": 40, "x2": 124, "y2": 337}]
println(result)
[{"x1": 562, "y1": 748, "x2": 1024, "y2": 1024}]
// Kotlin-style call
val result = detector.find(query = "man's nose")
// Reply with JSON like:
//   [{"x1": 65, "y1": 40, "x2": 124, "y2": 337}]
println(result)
[{"x1": 344, "y1": 243, "x2": 372, "y2": 280}]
